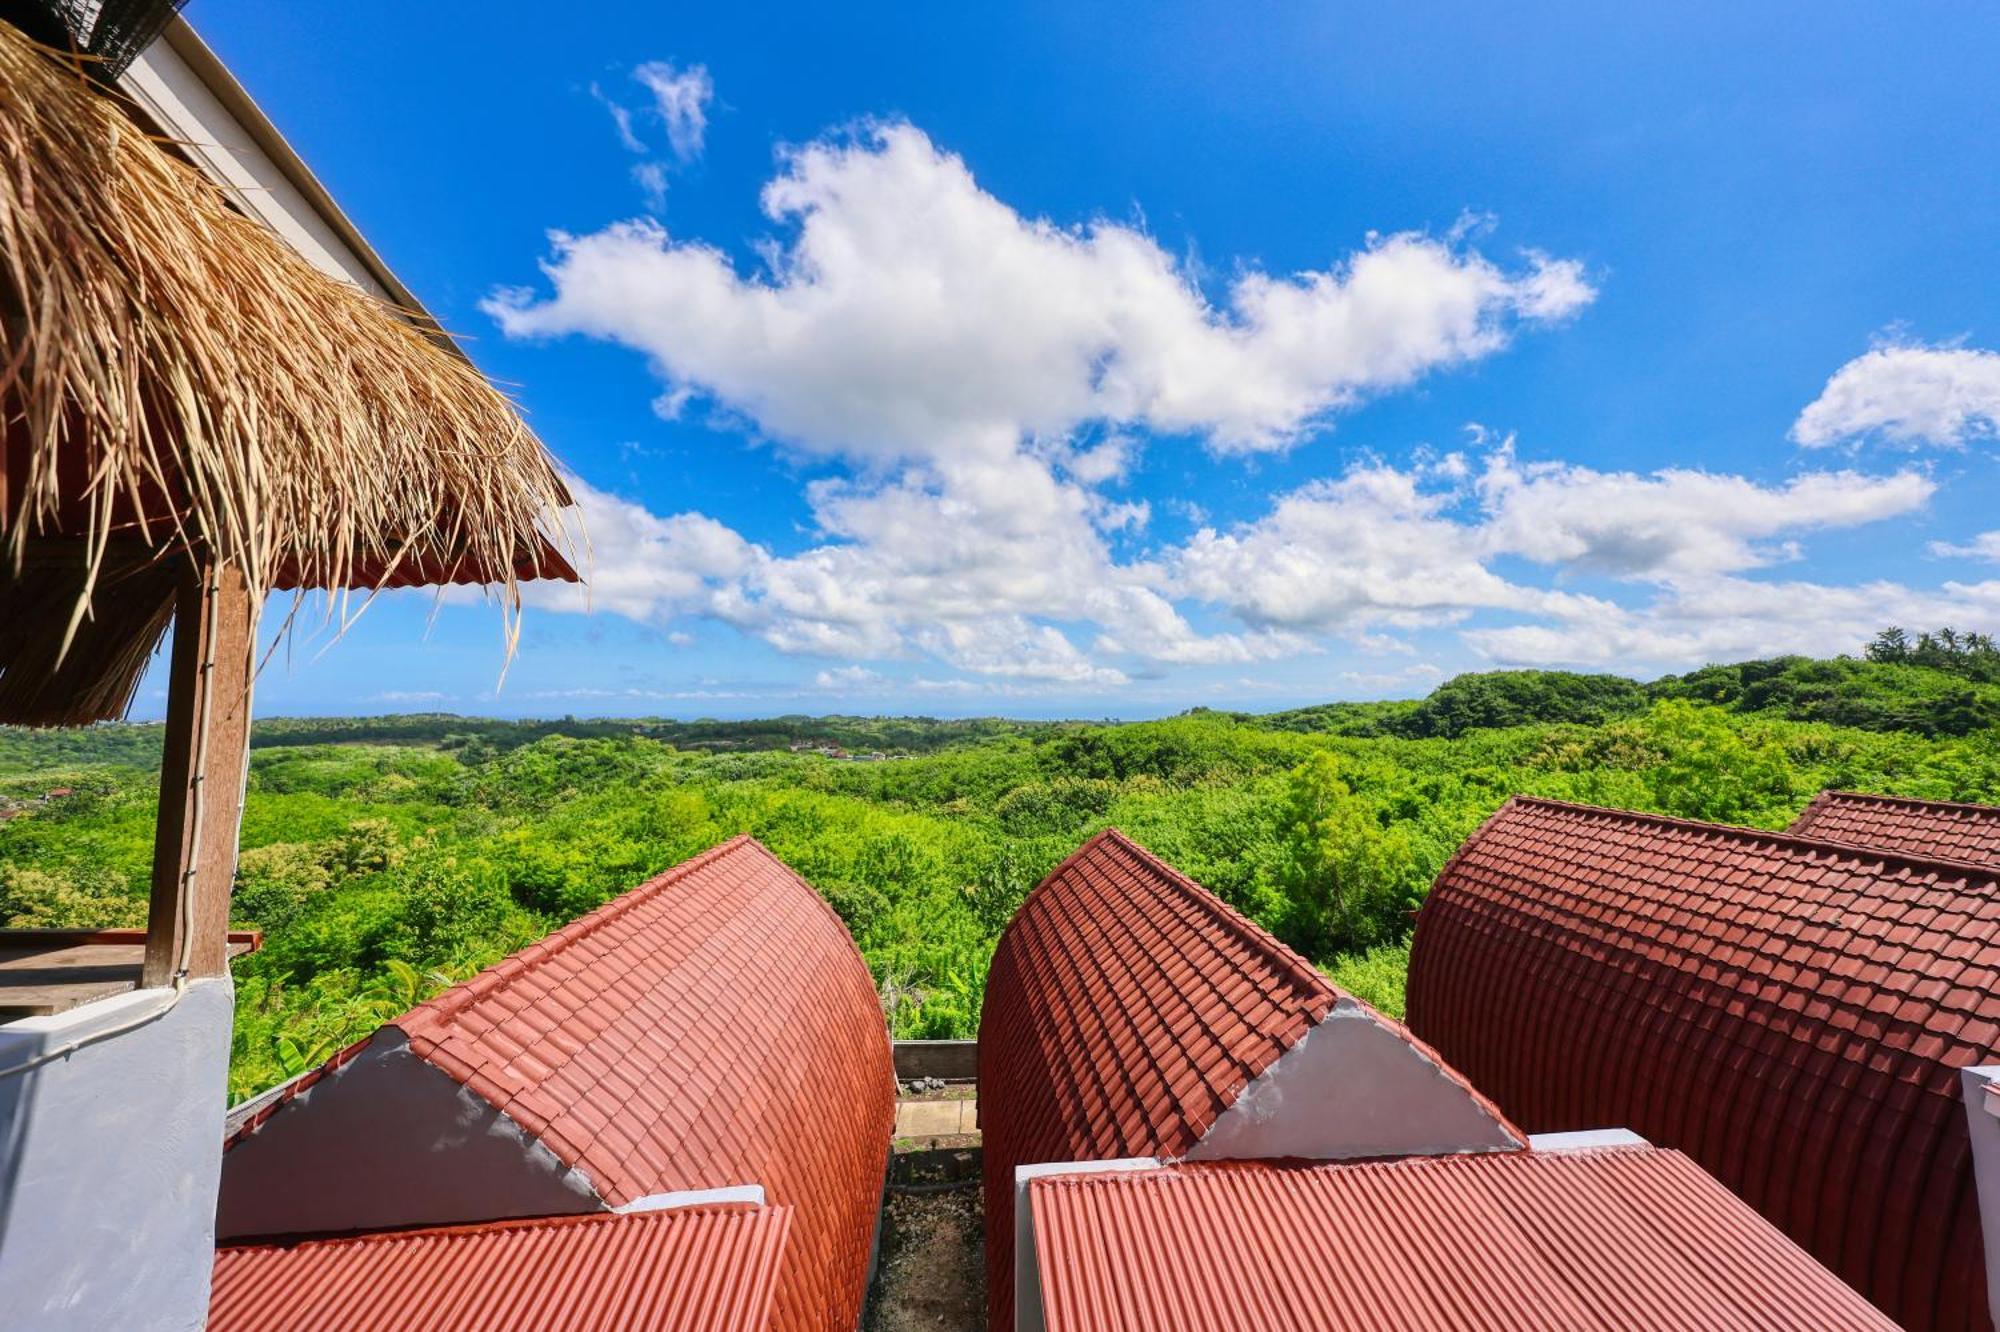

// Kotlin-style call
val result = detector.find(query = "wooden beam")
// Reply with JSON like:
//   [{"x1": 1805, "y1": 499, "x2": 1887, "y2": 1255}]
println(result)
[{"x1": 143, "y1": 559, "x2": 255, "y2": 987}]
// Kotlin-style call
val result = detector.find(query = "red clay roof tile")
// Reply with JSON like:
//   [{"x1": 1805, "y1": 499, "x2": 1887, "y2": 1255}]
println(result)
[
  {"x1": 227, "y1": 836, "x2": 892, "y2": 1332},
  {"x1": 1027, "y1": 1149, "x2": 1896, "y2": 1331},
  {"x1": 1791, "y1": 790, "x2": 2000, "y2": 871},
  {"x1": 208, "y1": 1205, "x2": 790, "y2": 1332},
  {"x1": 1407, "y1": 796, "x2": 2000, "y2": 1332},
  {"x1": 980, "y1": 828, "x2": 1520, "y2": 1331}
]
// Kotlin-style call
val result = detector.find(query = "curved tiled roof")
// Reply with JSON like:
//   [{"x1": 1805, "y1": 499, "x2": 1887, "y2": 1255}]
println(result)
[
  {"x1": 1407, "y1": 796, "x2": 2000, "y2": 1332},
  {"x1": 209, "y1": 1205, "x2": 791, "y2": 1331},
  {"x1": 229, "y1": 836, "x2": 893, "y2": 1332},
  {"x1": 979, "y1": 828, "x2": 1516, "y2": 1331},
  {"x1": 1792, "y1": 789, "x2": 2000, "y2": 870},
  {"x1": 1026, "y1": 1150, "x2": 1896, "y2": 1331}
]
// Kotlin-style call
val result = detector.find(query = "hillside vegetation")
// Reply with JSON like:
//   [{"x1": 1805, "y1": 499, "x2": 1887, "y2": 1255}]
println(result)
[{"x1": 2, "y1": 632, "x2": 1995, "y2": 1101}]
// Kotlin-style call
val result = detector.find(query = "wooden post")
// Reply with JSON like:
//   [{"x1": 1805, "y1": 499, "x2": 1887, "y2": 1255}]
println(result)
[{"x1": 143, "y1": 559, "x2": 255, "y2": 987}]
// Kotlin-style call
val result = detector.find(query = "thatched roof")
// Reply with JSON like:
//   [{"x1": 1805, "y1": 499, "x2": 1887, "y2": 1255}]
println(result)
[{"x1": 0, "y1": 21, "x2": 578, "y2": 725}]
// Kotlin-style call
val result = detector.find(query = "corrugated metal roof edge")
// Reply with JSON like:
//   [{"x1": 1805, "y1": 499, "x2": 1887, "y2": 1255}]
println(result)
[{"x1": 216, "y1": 1198, "x2": 780, "y2": 1254}]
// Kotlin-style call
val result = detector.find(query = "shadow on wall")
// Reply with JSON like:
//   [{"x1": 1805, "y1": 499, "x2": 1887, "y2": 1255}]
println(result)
[{"x1": 0, "y1": 982, "x2": 235, "y2": 1332}]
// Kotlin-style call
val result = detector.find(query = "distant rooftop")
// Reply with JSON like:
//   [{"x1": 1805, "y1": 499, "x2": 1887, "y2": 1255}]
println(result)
[{"x1": 1790, "y1": 789, "x2": 2000, "y2": 870}]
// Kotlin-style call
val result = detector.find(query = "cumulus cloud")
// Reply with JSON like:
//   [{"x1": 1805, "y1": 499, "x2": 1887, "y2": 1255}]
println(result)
[
  {"x1": 1173, "y1": 464, "x2": 1597, "y2": 636},
  {"x1": 1793, "y1": 341, "x2": 2000, "y2": 449},
  {"x1": 489, "y1": 123, "x2": 1591, "y2": 461},
  {"x1": 493, "y1": 115, "x2": 1981, "y2": 687},
  {"x1": 1165, "y1": 451, "x2": 1949, "y2": 659},
  {"x1": 489, "y1": 126, "x2": 1592, "y2": 682},
  {"x1": 522, "y1": 475, "x2": 758, "y2": 622},
  {"x1": 1468, "y1": 575, "x2": 2000, "y2": 671},
  {"x1": 1475, "y1": 447, "x2": 1933, "y2": 576},
  {"x1": 1930, "y1": 531, "x2": 2000, "y2": 562}
]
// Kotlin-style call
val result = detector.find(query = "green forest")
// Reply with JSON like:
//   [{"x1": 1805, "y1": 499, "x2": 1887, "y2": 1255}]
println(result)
[{"x1": 3, "y1": 629, "x2": 1998, "y2": 1103}]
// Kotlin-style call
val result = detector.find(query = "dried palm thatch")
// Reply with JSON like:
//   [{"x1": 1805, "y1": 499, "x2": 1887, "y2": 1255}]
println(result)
[{"x1": 0, "y1": 21, "x2": 577, "y2": 726}]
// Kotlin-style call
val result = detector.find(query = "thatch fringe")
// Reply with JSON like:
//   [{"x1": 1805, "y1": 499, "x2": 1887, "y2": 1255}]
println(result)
[
  {"x1": 0, "y1": 540, "x2": 177, "y2": 724},
  {"x1": 0, "y1": 22, "x2": 576, "y2": 724}
]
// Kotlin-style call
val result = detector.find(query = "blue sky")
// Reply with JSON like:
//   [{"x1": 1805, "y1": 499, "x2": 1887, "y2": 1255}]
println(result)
[{"x1": 163, "y1": 0, "x2": 2000, "y2": 720}]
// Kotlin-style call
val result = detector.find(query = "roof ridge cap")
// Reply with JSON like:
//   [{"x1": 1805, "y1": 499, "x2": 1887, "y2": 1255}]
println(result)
[
  {"x1": 1815, "y1": 788, "x2": 2000, "y2": 817},
  {"x1": 1504, "y1": 795, "x2": 2000, "y2": 880},
  {"x1": 407, "y1": 833, "x2": 766, "y2": 1031}
]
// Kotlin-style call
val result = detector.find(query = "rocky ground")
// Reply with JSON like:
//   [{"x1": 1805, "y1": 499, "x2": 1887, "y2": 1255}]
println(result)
[{"x1": 865, "y1": 1139, "x2": 985, "y2": 1330}]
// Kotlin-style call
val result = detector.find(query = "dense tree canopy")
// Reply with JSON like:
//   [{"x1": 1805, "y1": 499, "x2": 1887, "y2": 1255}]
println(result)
[{"x1": 3, "y1": 634, "x2": 1995, "y2": 1102}]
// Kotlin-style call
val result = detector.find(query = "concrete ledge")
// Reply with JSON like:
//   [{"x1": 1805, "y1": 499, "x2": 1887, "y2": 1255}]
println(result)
[
  {"x1": 892, "y1": 1039, "x2": 976, "y2": 1081},
  {"x1": 1528, "y1": 1128, "x2": 1648, "y2": 1152}
]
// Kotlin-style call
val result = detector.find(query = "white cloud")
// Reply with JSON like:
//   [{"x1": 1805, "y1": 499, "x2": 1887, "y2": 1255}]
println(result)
[
  {"x1": 1171, "y1": 464, "x2": 1603, "y2": 636},
  {"x1": 632, "y1": 61, "x2": 714, "y2": 162},
  {"x1": 494, "y1": 116, "x2": 1984, "y2": 687},
  {"x1": 1475, "y1": 446, "x2": 1933, "y2": 577},
  {"x1": 1930, "y1": 531, "x2": 2000, "y2": 562},
  {"x1": 1468, "y1": 575, "x2": 2000, "y2": 671},
  {"x1": 1793, "y1": 342, "x2": 2000, "y2": 449},
  {"x1": 522, "y1": 475, "x2": 758, "y2": 622},
  {"x1": 591, "y1": 84, "x2": 646, "y2": 153},
  {"x1": 631, "y1": 162, "x2": 669, "y2": 211},
  {"x1": 489, "y1": 123, "x2": 1590, "y2": 462},
  {"x1": 813, "y1": 665, "x2": 882, "y2": 690}
]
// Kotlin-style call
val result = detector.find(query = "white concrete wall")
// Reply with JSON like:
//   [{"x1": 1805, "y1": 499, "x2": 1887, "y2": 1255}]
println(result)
[
  {"x1": 1961, "y1": 1064, "x2": 2000, "y2": 1331},
  {"x1": 1187, "y1": 999, "x2": 1527, "y2": 1161},
  {"x1": 0, "y1": 980, "x2": 234, "y2": 1332},
  {"x1": 216, "y1": 1028, "x2": 600, "y2": 1240}
]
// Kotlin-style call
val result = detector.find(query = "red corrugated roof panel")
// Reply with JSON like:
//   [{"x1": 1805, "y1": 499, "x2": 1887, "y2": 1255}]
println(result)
[
  {"x1": 229, "y1": 836, "x2": 894, "y2": 1332},
  {"x1": 1407, "y1": 796, "x2": 2000, "y2": 1332},
  {"x1": 1791, "y1": 789, "x2": 2000, "y2": 870},
  {"x1": 208, "y1": 1205, "x2": 790, "y2": 1332},
  {"x1": 981, "y1": 829, "x2": 1522, "y2": 1331},
  {"x1": 1026, "y1": 1149, "x2": 1897, "y2": 1331}
]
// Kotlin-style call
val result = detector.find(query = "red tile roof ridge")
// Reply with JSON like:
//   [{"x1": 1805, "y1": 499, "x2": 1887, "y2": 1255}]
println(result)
[
  {"x1": 1027, "y1": 827, "x2": 1340, "y2": 1010},
  {"x1": 222, "y1": 835, "x2": 847, "y2": 1155},
  {"x1": 404, "y1": 833, "x2": 767, "y2": 1029},
  {"x1": 215, "y1": 1200, "x2": 777, "y2": 1255},
  {"x1": 1801, "y1": 788, "x2": 2000, "y2": 818},
  {"x1": 1505, "y1": 794, "x2": 2000, "y2": 880}
]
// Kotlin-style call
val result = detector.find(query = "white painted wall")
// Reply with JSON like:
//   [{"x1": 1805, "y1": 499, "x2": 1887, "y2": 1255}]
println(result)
[
  {"x1": 1187, "y1": 999, "x2": 1527, "y2": 1161},
  {"x1": 0, "y1": 980, "x2": 233, "y2": 1332},
  {"x1": 1961, "y1": 1065, "x2": 2000, "y2": 1331},
  {"x1": 216, "y1": 1029, "x2": 600, "y2": 1240}
]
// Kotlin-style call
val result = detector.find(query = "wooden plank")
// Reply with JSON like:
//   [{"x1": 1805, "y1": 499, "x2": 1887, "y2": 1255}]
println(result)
[{"x1": 143, "y1": 560, "x2": 255, "y2": 987}]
